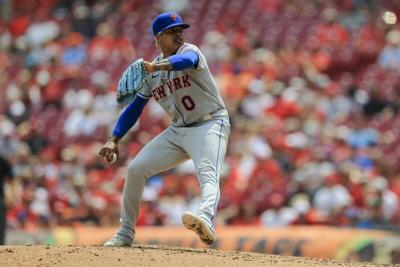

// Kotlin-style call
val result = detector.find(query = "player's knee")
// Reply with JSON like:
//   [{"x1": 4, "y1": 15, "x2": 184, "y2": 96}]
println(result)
[
  {"x1": 128, "y1": 160, "x2": 145, "y2": 179},
  {"x1": 127, "y1": 160, "x2": 149, "y2": 181}
]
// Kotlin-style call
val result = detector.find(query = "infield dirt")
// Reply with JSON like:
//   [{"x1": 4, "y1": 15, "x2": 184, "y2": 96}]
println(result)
[{"x1": 0, "y1": 245, "x2": 395, "y2": 267}]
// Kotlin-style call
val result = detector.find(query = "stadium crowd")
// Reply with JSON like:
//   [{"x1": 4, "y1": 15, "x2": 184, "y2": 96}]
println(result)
[{"x1": 1, "y1": 0, "x2": 400, "y2": 231}]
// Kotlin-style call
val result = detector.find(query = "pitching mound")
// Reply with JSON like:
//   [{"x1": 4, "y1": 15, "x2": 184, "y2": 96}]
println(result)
[{"x1": 0, "y1": 245, "x2": 392, "y2": 267}]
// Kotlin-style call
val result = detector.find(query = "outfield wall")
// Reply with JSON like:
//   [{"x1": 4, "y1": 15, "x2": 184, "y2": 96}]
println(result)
[{"x1": 7, "y1": 226, "x2": 400, "y2": 264}]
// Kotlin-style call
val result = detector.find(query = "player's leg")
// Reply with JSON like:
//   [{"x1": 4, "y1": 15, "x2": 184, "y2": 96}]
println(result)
[
  {"x1": 105, "y1": 127, "x2": 189, "y2": 246},
  {"x1": 181, "y1": 118, "x2": 230, "y2": 244}
]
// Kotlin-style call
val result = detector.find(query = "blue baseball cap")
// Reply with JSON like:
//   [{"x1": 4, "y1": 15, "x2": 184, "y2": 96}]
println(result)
[{"x1": 152, "y1": 12, "x2": 190, "y2": 35}]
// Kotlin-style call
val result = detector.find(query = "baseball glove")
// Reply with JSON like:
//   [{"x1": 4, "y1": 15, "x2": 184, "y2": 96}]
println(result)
[{"x1": 116, "y1": 58, "x2": 149, "y2": 105}]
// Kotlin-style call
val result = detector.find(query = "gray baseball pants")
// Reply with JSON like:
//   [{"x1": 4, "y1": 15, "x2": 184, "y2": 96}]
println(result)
[{"x1": 117, "y1": 116, "x2": 230, "y2": 241}]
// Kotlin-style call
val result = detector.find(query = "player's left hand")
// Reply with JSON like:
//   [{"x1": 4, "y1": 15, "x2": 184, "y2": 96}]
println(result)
[{"x1": 116, "y1": 58, "x2": 150, "y2": 105}]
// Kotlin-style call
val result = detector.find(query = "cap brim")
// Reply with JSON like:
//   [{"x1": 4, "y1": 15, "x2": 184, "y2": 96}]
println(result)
[{"x1": 160, "y1": 23, "x2": 190, "y2": 34}]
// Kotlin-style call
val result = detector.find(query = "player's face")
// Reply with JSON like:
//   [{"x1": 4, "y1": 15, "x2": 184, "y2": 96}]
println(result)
[{"x1": 156, "y1": 26, "x2": 185, "y2": 52}]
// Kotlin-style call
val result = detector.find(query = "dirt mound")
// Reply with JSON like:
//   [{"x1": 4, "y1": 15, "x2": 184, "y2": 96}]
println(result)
[{"x1": 0, "y1": 245, "x2": 392, "y2": 267}]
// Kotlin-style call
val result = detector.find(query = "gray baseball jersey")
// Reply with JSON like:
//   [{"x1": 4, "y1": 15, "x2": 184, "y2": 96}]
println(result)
[{"x1": 138, "y1": 43, "x2": 227, "y2": 126}]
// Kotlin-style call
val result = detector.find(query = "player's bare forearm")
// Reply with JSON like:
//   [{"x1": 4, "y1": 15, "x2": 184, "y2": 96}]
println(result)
[{"x1": 143, "y1": 59, "x2": 172, "y2": 73}]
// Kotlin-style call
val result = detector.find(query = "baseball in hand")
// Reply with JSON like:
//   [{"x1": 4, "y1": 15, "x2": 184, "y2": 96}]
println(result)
[{"x1": 109, "y1": 152, "x2": 117, "y2": 164}]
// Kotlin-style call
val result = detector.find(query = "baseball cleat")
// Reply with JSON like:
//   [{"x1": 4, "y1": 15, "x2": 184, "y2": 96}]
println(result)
[
  {"x1": 182, "y1": 211, "x2": 216, "y2": 245},
  {"x1": 103, "y1": 235, "x2": 133, "y2": 247}
]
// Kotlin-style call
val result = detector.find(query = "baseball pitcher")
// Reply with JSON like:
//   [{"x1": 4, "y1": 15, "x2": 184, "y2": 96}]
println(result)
[{"x1": 99, "y1": 12, "x2": 230, "y2": 246}]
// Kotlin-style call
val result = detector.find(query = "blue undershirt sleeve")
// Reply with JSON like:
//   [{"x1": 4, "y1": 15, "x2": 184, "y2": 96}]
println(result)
[
  {"x1": 168, "y1": 50, "x2": 199, "y2": 70},
  {"x1": 112, "y1": 95, "x2": 149, "y2": 138}
]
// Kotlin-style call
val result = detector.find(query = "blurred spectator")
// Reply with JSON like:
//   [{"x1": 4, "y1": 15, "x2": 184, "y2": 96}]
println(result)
[
  {"x1": 378, "y1": 30, "x2": 400, "y2": 70},
  {"x1": 230, "y1": 201, "x2": 260, "y2": 225},
  {"x1": 61, "y1": 32, "x2": 87, "y2": 66},
  {"x1": 158, "y1": 176, "x2": 186, "y2": 226},
  {"x1": 313, "y1": 173, "x2": 352, "y2": 216},
  {"x1": 260, "y1": 193, "x2": 298, "y2": 227},
  {"x1": 63, "y1": 89, "x2": 99, "y2": 137},
  {"x1": 25, "y1": 12, "x2": 59, "y2": 47},
  {"x1": 363, "y1": 176, "x2": 399, "y2": 224},
  {"x1": 71, "y1": 2, "x2": 97, "y2": 39},
  {"x1": 347, "y1": 115, "x2": 379, "y2": 149},
  {"x1": 0, "y1": 155, "x2": 14, "y2": 244},
  {"x1": 160, "y1": 0, "x2": 189, "y2": 13}
]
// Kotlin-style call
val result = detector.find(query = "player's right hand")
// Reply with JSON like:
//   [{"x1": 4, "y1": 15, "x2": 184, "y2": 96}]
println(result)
[
  {"x1": 143, "y1": 61, "x2": 155, "y2": 73},
  {"x1": 98, "y1": 140, "x2": 119, "y2": 164}
]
